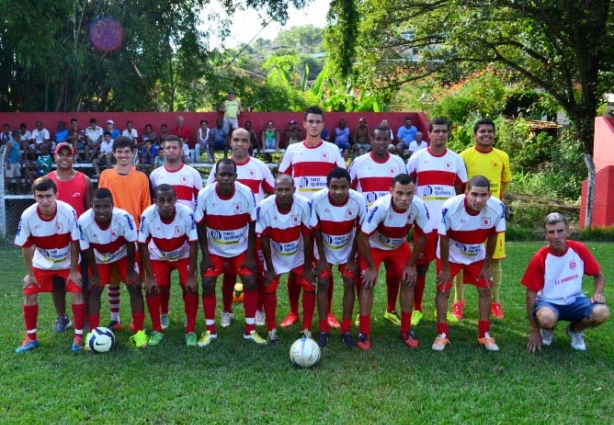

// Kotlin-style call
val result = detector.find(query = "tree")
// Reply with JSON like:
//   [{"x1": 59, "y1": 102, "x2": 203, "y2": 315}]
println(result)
[{"x1": 327, "y1": 0, "x2": 614, "y2": 226}]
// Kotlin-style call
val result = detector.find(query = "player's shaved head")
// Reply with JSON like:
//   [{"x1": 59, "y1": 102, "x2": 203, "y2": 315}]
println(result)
[
  {"x1": 93, "y1": 187, "x2": 113, "y2": 201},
  {"x1": 276, "y1": 173, "x2": 294, "y2": 187},
  {"x1": 154, "y1": 183, "x2": 176, "y2": 198},
  {"x1": 232, "y1": 127, "x2": 249, "y2": 139},
  {"x1": 467, "y1": 175, "x2": 491, "y2": 191}
]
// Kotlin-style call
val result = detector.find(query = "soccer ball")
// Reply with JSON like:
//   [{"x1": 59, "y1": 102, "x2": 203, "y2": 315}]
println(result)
[
  {"x1": 86, "y1": 327, "x2": 116, "y2": 353},
  {"x1": 289, "y1": 337, "x2": 321, "y2": 368},
  {"x1": 233, "y1": 283, "x2": 244, "y2": 303}
]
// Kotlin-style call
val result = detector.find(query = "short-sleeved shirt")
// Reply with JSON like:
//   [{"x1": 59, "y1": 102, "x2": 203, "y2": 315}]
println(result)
[
  {"x1": 396, "y1": 125, "x2": 418, "y2": 144},
  {"x1": 408, "y1": 140, "x2": 428, "y2": 154},
  {"x1": 79, "y1": 207, "x2": 137, "y2": 264},
  {"x1": 437, "y1": 194, "x2": 506, "y2": 265},
  {"x1": 55, "y1": 129, "x2": 69, "y2": 142},
  {"x1": 521, "y1": 240, "x2": 600, "y2": 305},
  {"x1": 256, "y1": 194, "x2": 312, "y2": 274},
  {"x1": 407, "y1": 147, "x2": 468, "y2": 232},
  {"x1": 361, "y1": 194, "x2": 432, "y2": 251},
  {"x1": 32, "y1": 128, "x2": 50, "y2": 145},
  {"x1": 206, "y1": 156, "x2": 274, "y2": 203},
  {"x1": 85, "y1": 126, "x2": 103, "y2": 144},
  {"x1": 138, "y1": 203, "x2": 197, "y2": 262},
  {"x1": 122, "y1": 129, "x2": 138, "y2": 140},
  {"x1": 460, "y1": 146, "x2": 512, "y2": 200},
  {"x1": 278, "y1": 140, "x2": 345, "y2": 200},
  {"x1": 223, "y1": 100, "x2": 241, "y2": 119},
  {"x1": 15, "y1": 200, "x2": 80, "y2": 270},
  {"x1": 349, "y1": 152, "x2": 406, "y2": 206},
  {"x1": 310, "y1": 189, "x2": 367, "y2": 264},
  {"x1": 194, "y1": 182, "x2": 256, "y2": 258},
  {"x1": 150, "y1": 164, "x2": 203, "y2": 211}
]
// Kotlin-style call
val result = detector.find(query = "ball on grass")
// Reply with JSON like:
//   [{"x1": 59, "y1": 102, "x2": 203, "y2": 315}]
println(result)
[
  {"x1": 86, "y1": 326, "x2": 116, "y2": 353},
  {"x1": 289, "y1": 337, "x2": 321, "y2": 368}
]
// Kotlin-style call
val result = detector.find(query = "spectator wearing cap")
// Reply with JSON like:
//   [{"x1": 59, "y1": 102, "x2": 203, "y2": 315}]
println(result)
[
  {"x1": 283, "y1": 120, "x2": 303, "y2": 148},
  {"x1": 55, "y1": 121, "x2": 69, "y2": 144},
  {"x1": 85, "y1": 118, "x2": 103, "y2": 160},
  {"x1": 220, "y1": 90, "x2": 242, "y2": 136},
  {"x1": 353, "y1": 117, "x2": 371, "y2": 152},
  {"x1": 4, "y1": 130, "x2": 23, "y2": 193},
  {"x1": 106, "y1": 119, "x2": 121, "y2": 141}
]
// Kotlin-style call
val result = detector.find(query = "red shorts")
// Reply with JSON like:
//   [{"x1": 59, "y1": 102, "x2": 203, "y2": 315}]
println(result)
[
  {"x1": 415, "y1": 229, "x2": 438, "y2": 266},
  {"x1": 94, "y1": 257, "x2": 140, "y2": 287},
  {"x1": 267, "y1": 265, "x2": 313, "y2": 294},
  {"x1": 151, "y1": 258, "x2": 192, "y2": 286},
  {"x1": 319, "y1": 264, "x2": 356, "y2": 279},
  {"x1": 435, "y1": 259, "x2": 491, "y2": 291},
  {"x1": 25, "y1": 268, "x2": 82, "y2": 295},
  {"x1": 358, "y1": 242, "x2": 411, "y2": 280},
  {"x1": 202, "y1": 252, "x2": 252, "y2": 278}
]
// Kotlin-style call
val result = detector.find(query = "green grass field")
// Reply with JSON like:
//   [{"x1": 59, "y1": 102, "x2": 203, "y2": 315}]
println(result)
[{"x1": 0, "y1": 242, "x2": 612, "y2": 424}]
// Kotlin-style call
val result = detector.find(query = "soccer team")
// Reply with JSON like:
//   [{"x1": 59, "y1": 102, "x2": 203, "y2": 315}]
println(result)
[{"x1": 14, "y1": 106, "x2": 609, "y2": 354}]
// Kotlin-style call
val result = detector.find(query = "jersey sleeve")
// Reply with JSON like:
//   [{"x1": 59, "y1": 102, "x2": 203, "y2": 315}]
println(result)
[
  {"x1": 494, "y1": 200, "x2": 506, "y2": 233},
  {"x1": 278, "y1": 146, "x2": 293, "y2": 175},
  {"x1": 414, "y1": 201, "x2": 433, "y2": 233},
  {"x1": 14, "y1": 215, "x2": 32, "y2": 248},
  {"x1": 137, "y1": 213, "x2": 150, "y2": 244},
  {"x1": 521, "y1": 249, "x2": 547, "y2": 292},
  {"x1": 260, "y1": 162, "x2": 275, "y2": 194},
  {"x1": 255, "y1": 204, "x2": 268, "y2": 236},
  {"x1": 570, "y1": 241, "x2": 601, "y2": 276},
  {"x1": 78, "y1": 216, "x2": 90, "y2": 250},
  {"x1": 406, "y1": 154, "x2": 418, "y2": 178},
  {"x1": 69, "y1": 208, "x2": 81, "y2": 242},
  {"x1": 361, "y1": 204, "x2": 385, "y2": 236},
  {"x1": 454, "y1": 154, "x2": 468, "y2": 184},
  {"x1": 205, "y1": 172, "x2": 215, "y2": 186},
  {"x1": 348, "y1": 159, "x2": 358, "y2": 189},
  {"x1": 186, "y1": 212, "x2": 198, "y2": 242},
  {"x1": 438, "y1": 203, "x2": 452, "y2": 237},
  {"x1": 122, "y1": 212, "x2": 138, "y2": 243},
  {"x1": 194, "y1": 190, "x2": 206, "y2": 225},
  {"x1": 333, "y1": 146, "x2": 346, "y2": 168}
]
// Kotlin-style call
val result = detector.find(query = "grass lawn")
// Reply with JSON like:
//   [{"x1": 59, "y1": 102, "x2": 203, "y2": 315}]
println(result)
[{"x1": 0, "y1": 241, "x2": 612, "y2": 424}]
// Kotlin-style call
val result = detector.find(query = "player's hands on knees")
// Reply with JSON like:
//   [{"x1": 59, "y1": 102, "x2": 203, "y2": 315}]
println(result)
[
  {"x1": 361, "y1": 267, "x2": 377, "y2": 288},
  {"x1": 23, "y1": 273, "x2": 39, "y2": 289},
  {"x1": 301, "y1": 268, "x2": 315, "y2": 286},
  {"x1": 200, "y1": 258, "x2": 213, "y2": 276},
  {"x1": 126, "y1": 270, "x2": 141, "y2": 288},
  {"x1": 402, "y1": 264, "x2": 417, "y2": 286},
  {"x1": 242, "y1": 256, "x2": 257, "y2": 275},
  {"x1": 68, "y1": 270, "x2": 83, "y2": 288},
  {"x1": 479, "y1": 267, "x2": 493, "y2": 287},
  {"x1": 264, "y1": 270, "x2": 277, "y2": 286},
  {"x1": 591, "y1": 293, "x2": 606, "y2": 304},
  {"x1": 436, "y1": 269, "x2": 451, "y2": 288},
  {"x1": 144, "y1": 276, "x2": 158, "y2": 294},
  {"x1": 314, "y1": 260, "x2": 329, "y2": 278},
  {"x1": 527, "y1": 331, "x2": 542, "y2": 353},
  {"x1": 89, "y1": 274, "x2": 101, "y2": 289},
  {"x1": 346, "y1": 259, "x2": 359, "y2": 278},
  {"x1": 185, "y1": 276, "x2": 198, "y2": 293}
]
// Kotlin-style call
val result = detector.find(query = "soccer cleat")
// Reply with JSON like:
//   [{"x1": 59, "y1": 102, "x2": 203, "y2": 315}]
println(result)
[
  {"x1": 450, "y1": 300, "x2": 465, "y2": 321},
  {"x1": 185, "y1": 332, "x2": 198, "y2": 347},
  {"x1": 383, "y1": 310, "x2": 401, "y2": 326},
  {"x1": 327, "y1": 313, "x2": 341, "y2": 329},
  {"x1": 54, "y1": 315, "x2": 72, "y2": 334},
  {"x1": 490, "y1": 302, "x2": 504, "y2": 319},
  {"x1": 107, "y1": 320, "x2": 122, "y2": 331},
  {"x1": 71, "y1": 334, "x2": 84, "y2": 352},
  {"x1": 244, "y1": 330, "x2": 267, "y2": 344},
  {"x1": 160, "y1": 314, "x2": 170, "y2": 330},
  {"x1": 255, "y1": 310, "x2": 266, "y2": 326},
  {"x1": 400, "y1": 330, "x2": 420, "y2": 348},
  {"x1": 267, "y1": 329, "x2": 279, "y2": 344},
  {"x1": 432, "y1": 310, "x2": 460, "y2": 323},
  {"x1": 221, "y1": 311, "x2": 234, "y2": 328},
  {"x1": 15, "y1": 337, "x2": 40, "y2": 354},
  {"x1": 432, "y1": 333, "x2": 450, "y2": 351},
  {"x1": 478, "y1": 332, "x2": 499, "y2": 351},
  {"x1": 411, "y1": 310, "x2": 423, "y2": 326},
  {"x1": 148, "y1": 331, "x2": 164, "y2": 346},
  {"x1": 566, "y1": 324, "x2": 586, "y2": 351},
  {"x1": 130, "y1": 330, "x2": 149, "y2": 348},
  {"x1": 540, "y1": 328, "x2": 554, "y2": 346},
  {"x1": 341, "y1": 332, "x2": 356, "y2": 349},
  {"x1": 301, "y1": 329, "x2": 313, "y2": 339},
  {"x1": 317, "y1": 331, "x2": 330, "y2": 347},
  {"x1": 280, "y1": 312, "x2": 299, "y2": 328},
  {"x1": 357, "y1": 333, "x2": 371, "y2": 351},
  {"x1": 198, "y1": 331, "x2": 218, "y2": 347}
]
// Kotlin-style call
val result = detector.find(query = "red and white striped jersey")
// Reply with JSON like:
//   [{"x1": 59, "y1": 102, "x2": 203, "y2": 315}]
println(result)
[
  {"x1": 278, "y1": 141, "x2": 345, "y2": 200},
  {"x1": 194, "y1": 182, "x2": 256, "y2": 258},
  {"x1": 79, "y1": 207, "x2": 137, "y2": 264},
  {"x1": 406, "y1": 147, "x2": 467, "y2": 232},
  {"x1": 310, "y1": 189, "x2": 367, "y2": 264},
  {"x1": 361, "y1": 194, "x2": 431, "y2": 251},
  {"x1": 521, "y1": 240, "x2": 600, "y2": 305},
  {"x1": 207, "y1": 156, "x2": 275, "y2": 203},
  {"x1": 256, "y1": 194, "x2": 312, "y2": 274},
  {"x1": 150, "y1": 164, "x2": 203, "y2": 211},
  {"x1": 138, "y1": 203, "x2": 197, "y2": 261},
  {"x1": 437, "y1": 195, "x2": 505, "y2": 265},
  {"x1": 15, "y1": 200, "x2": 80, "y2": 270},
  {"x1": 349, "y1": 152, "x2": 406, "y2": 205}
]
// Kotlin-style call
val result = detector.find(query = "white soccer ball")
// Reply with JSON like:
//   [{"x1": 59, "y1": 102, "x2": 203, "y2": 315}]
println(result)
[
  {"x1": 289, "y1": 337, "x2": 321, "y2": 368},
  {"x1": 86, "y1": 327, "x2": 116, "y2": 353}
]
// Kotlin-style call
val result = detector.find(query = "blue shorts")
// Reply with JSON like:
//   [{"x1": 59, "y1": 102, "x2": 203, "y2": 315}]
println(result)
[
  {"x1": 397, "y1": 142, "x2": 409, "y2": 150},
  {"x1": 534, "y1": 296, "x2": 597, "y2": 323}
]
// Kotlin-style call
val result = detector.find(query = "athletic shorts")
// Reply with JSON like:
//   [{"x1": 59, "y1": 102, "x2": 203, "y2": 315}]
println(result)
[
  {"x1": 94, "y1": 257, "x2": 140, "y2": 287},
  {"x1": 493, "y1": 232, "x2": 506, "y2": 260},
  {"x1": 202, "y1": 252, "x2": 252, "y2": 278},
  {"x1": 435, "y1": 259, "x2": 491, "y2": 291},
  {"x1": 319, "y1": 263, "x2": 356, "y2": 279},
  {"x1": 358, "y1": 242, "x2": 411, "y2": 283},
  {"x1": 151, "y1": 258, "x2": 192, "y2": 287},
  {"x1": 267, "y1": 265, "x2": 313, "y2": 294},
  {"x1": 5, "y1": 164, "x2": 21, "y2": 178},
  {"x1": 25, "y1": 268, "x2": 82, "y2": 295},
  {"x1": 415, "y1": 229, "x2": 438, "y2": 265},
  {"x1": 535, "y1": 296, "x2": 599, "y2": 323},
  {"x1": 223, "y1": 118, "x2": 239, "y2": 134}
]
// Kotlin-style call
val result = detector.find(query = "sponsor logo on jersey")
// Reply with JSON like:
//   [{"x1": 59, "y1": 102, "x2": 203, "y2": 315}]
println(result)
[
  {"x1": 124, "y1": 214, "x2": 134, "y2": 230},
  {"x1": 454, "y1": 242, "x2": 480, "y2": 256},
  {"x1": 366, "y1": 192, "x2": 378, "y2": 204}
]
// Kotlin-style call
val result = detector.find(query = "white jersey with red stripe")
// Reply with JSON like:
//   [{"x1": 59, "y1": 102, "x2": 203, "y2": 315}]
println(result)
[
  {"x1": 310, "y1": 189, "x2": 367, "y2": 265},
  {"x1": 78, "y1": 207, "x2": 137, "y2": 264},
  {"x1": 194, "y1": 181, "x2": 256, "y2": 258},
  {"x1": 150, "y1": 164, "x2": 203, "y2": 211},
  {"x1": 15, "y1": 200, "x2": 80, "y2": 270},
  {"x1": 278, "y1": 140, "x2": 345, "y2": 200},
  {"x1": 437, "y1": 195, "x2": 505, "y2": 265},
  {"x1": 206, "y1": 156, "x2": 274, "y2": 203},
  {"x1": 349, "y1": 152, "x2": 406, "y2": 205},
  {"x1": 406, "y1": 147, "x2": 467, "y2": 231},
  {"x1": 256, "y1": 194, "x2": 312, "y2": 274},
  {"x1": 361, "y1": 194, "x2": 431, "y2": 251},
  {"x1": 521, "y1": 240, "x2": 600, "y2": 305},
  {"x1": 137, "y1": 203, "x2": 197, "y2": 261}
]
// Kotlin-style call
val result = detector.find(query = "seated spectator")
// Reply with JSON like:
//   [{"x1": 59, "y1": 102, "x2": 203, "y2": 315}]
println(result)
[
  {"x1": 154, "y1": 148, "x2": 166, "y2": 169},
  {"x1": 54, "y1": 121, "x2": 69, "y2": 144},
  {"x1": 159, "y1": 123, "x2": 170, "y2": 143},
  {"x1": 122, "y1": 121, "x2": 139, "y2": 143},
  {"x1": 381, "y1": 119, "x2": 396, "y2": 151},
  {"x1": 18, "y1": 123, "x2": 34, "y2": 160},
  {"x1": 333, "y1": 119, "x2": 351, "y2": 150},
  {"x1": 106, "y1": 120, "x2": 120, "y2": 140},
  {"x1": 142, "y1": 124, "x2": 157, "y2": 147},
  {"x1": 93, "y1": 131, "x2": 114, "y2": 177},
  {"x1": 140, "y1": 139, "x2": 159, "y2": 170},
  {"x1": 261, "y1": 120, "x2": 280, "y2": 150},
  {"x1": 1, "y1": 124, "x2": 11, "y2": 145},
  {"x1": 407, "y1": 131, "x2": 428, "y2": 156},
  {"x1": 4, "y1": 130, "x2": 23, "y2": 193},
  {"x1": 36, "y1": 145, "x2": 54, "y2": 175},
  {"x1": 244, "y1": 121, "x2": 261, "y2": 153},
  {"x1": 283, "y1": 120, "x2": 303, "y2": 148},
  {"x1": 353, "y1": 117, "x2": 371, "y2": 152},
  {"x1": 342, "y1": 148, "x2": 351, "y2": 168},
  {"x1": 396, "y1": 116, "x2": 418, "y2": 153},
  {"x1": 208, "y1": 118, "x2": 228, "y2": 158},
  {"x1": 67, "y1": 118, "x2": 86, "y2": 161},
  {"x1": 85, "y1": 118, "x2": 103, "y2": 160},
  {"x1": 196, "y1": 120, "x2": 213, "y2": 162},
  {"x1": 321, "y1": 126, "x2": 330, "y2": 142},
  {"x1": 31, "y1": 121, "x2": 51, "y2": 154}
]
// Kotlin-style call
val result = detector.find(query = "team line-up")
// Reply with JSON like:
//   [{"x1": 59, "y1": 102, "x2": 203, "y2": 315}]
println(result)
[{"x1": 13, "y1": 107, "x2": 609, "y2": 355}]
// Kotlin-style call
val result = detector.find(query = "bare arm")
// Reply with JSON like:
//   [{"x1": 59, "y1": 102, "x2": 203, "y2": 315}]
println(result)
[
  {"x1": 591, "y1": 270, "x2": 606, "y2": 303},
  {"x1": 526, "y1": 289, "x2": 542, "y2": 353},
  {"x1": 436, "y1": 235, "x2": 451, "y2": 287}
]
